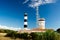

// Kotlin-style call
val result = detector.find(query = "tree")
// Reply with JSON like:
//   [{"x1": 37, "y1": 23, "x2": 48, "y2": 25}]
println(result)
[{"x1": 57, "y1": 28, "x2": 60, "y2": 33}]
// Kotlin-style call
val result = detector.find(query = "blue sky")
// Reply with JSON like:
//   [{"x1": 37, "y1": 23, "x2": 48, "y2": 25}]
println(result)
[{"x1": 0, "y1": 0, "x2": 60, "y2": 30}]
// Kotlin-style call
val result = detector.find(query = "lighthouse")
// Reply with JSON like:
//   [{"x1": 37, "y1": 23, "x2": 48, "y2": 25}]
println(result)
[{"x1": 24, "y1": 13, "x2": 28, "y2": 30}]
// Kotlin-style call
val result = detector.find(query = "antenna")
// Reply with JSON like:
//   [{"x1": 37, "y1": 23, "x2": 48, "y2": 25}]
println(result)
[{"x1": 36, "y1": 6, "x2": 40, "y2": 27}]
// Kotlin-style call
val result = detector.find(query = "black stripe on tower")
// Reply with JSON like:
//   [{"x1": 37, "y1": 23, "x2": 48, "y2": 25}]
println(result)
[
  {"x1": 24, "y1": 19, "x2": 27, "y2": 22},
  {"x1": 24, "y1": 25, "x2": 27, "y2": 28}
]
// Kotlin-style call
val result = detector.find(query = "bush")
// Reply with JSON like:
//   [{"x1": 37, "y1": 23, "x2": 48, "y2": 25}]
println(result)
[
  {"x1": 30, "y1": 32, "x2": 39, "y2": 40},
  {"x1": 5, "y1": 30, "x2": 60, "y2": 40},
  {"x1": 20, "y1": 33, "x2": 28, "y2": 39},
  {"x1": 5, "y1": 32, "x2": 29, "y2": 39},
  {"x1": 5, "y1": 31, "x2": 17, "y2": 39},
  {"x1": 29, "y1": 31, "x2": 60, "y2": 40}
]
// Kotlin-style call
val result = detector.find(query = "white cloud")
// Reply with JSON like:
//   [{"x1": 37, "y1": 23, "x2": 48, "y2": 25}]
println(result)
[
  {"x1": 30, "y1": 0, "x2": 56, "y2": 8},
  {"x1": 0, "y1": 25, "x2": 21, "y2": 31},
  {"x1": 23, "y1": 0, "x2": 56, "y2": 8}
]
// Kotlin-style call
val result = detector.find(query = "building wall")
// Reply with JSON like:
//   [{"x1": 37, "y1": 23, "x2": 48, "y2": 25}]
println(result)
[{"x1": 38, "y1": 21, "x2": 45, "y2": 29}]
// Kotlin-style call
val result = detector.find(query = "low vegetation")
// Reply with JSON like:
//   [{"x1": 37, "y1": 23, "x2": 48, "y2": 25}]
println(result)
[{"x1": 0, "y1": 28, "x2": 60, "y2": 40}]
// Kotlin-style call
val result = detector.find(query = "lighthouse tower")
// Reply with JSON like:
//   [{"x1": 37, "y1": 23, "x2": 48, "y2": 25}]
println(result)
[
  {"x1": 24, "y1": 13, "x2": 28, "y2": 30},
  {"x1": 38, "y1": 18, "x2": 45, "y2": 29}
]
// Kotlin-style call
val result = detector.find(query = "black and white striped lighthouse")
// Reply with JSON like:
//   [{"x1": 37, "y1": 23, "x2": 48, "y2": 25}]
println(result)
[{"x1": 24, "y1": 13, "x2": 28, "y2": 29}]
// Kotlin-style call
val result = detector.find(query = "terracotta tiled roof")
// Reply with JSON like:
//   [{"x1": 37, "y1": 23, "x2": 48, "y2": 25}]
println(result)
[{"x1": 32, "y1": 28, "x2": 46, "y2": 31}]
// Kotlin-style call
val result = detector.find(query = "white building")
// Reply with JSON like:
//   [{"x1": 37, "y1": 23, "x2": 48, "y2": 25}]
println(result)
[{"x1": 38, "y1": 18, "x2": 45, "y2": 29}]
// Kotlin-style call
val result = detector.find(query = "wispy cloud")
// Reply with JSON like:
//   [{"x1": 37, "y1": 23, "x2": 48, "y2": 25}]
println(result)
[
  {"x1": 23, "y1": 0, "x2": 56, "y2": 8},
  {"x1": 0, "y1": 25, "x2": 21, "y2": 31},
  {"x1": 23, "y1": 0, "x2": 29, "y2": 4}
]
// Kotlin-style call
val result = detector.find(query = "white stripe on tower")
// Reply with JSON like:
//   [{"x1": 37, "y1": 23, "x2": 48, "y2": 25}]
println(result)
[{"x1": 24, "y1": 13, "x2": 28, "y2": 28}]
